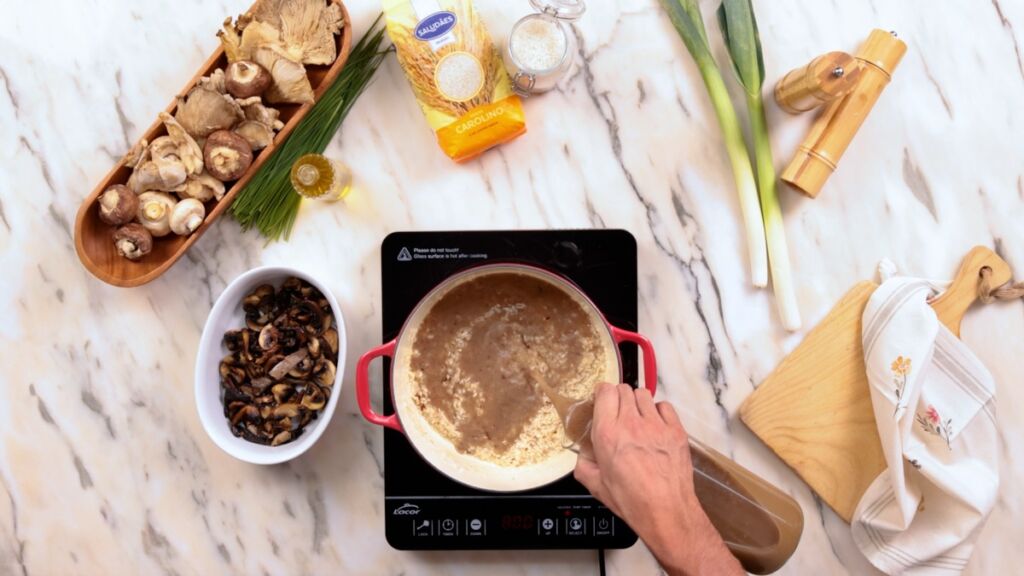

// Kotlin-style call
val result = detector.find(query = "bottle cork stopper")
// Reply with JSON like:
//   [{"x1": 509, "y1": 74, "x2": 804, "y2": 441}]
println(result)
[{"x1": 774, "y1": 52, "x2": 862, "y2": 114}]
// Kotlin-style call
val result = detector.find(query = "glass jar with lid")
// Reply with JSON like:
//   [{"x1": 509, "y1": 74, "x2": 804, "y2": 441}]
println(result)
[{"x1": 504, "y1": 0, "x2": 586, "y2": 96}]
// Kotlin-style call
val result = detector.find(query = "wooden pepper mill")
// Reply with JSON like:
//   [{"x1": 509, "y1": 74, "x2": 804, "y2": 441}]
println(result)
[
  {"x1": 782, "y1": 30, "x2": 907, "y2": 198},
  {"x1": 774, "y1": 51, "x2": 862, "y2": 114}
]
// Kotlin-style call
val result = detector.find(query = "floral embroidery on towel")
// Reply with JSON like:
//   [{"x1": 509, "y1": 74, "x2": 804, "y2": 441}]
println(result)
[
  {"x1": 916, "y1": 405, "x2": 953, "y2": 450},
  {"x1": 891, "y1": 356, "x2": 912, "y2": 416}
]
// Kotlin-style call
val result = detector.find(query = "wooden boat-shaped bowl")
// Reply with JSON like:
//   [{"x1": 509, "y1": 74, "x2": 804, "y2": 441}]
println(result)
[{"x1": 75, "y1": 0, "x2": 352, "y2": 287}]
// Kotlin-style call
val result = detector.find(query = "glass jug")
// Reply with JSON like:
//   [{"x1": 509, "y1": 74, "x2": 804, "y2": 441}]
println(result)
[{"x1": 689, "y1": 439, "x2": 804, "y2": 574}]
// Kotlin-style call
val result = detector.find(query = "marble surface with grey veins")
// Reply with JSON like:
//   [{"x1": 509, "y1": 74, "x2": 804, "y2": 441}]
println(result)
[{"x1": 2, "y1": 0, "x2": 1023, "y2": 574}]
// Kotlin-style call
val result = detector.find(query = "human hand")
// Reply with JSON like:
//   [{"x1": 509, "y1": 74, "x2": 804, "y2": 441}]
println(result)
[{"x1": 573, "y1": 383, "x2": 742, "y2": 576}]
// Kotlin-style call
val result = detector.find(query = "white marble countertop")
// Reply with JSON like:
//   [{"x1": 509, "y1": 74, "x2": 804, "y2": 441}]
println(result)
[{"x1": 2, "y1": 0, "x2": 1023, "y2": 574}]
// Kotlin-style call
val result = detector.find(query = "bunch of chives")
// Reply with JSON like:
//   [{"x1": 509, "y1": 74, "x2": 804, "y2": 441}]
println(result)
[{"x1": 231, "y1": 16, "x2": 390, "y2": 241}]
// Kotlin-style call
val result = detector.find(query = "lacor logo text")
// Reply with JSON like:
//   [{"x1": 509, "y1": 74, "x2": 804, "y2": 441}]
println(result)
[
  {"x1": 393, "y1": 503, "x2": 421, "y2": 515},
  {"x1": 415, "y1": 12, "x2": 456, "y2": 40}
]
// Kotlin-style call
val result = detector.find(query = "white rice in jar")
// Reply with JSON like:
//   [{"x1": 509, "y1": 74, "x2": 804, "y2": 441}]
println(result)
[{"x1": 510, "y1": 17, "x2": 568, "y2": 71}]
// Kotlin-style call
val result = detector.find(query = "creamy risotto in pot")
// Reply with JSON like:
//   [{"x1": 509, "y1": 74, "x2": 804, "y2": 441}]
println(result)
[{"x1": 409, "y1": 272, "x2": 615, "y2": 466}]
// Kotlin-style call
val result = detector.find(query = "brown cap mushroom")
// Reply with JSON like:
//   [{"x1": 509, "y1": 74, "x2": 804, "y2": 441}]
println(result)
[
  {"x1": 113, "y1": 223, "x2": 153, "y2": 260},
  {"x1": 225, "y1": 61, "x2": 271, "y2": 99},
  {"x1": 204, "y1": 130, "x2": 253, "y2": 181},
  {"x1": 97, "y1": 184, "x2": 139, "y2": 226}
]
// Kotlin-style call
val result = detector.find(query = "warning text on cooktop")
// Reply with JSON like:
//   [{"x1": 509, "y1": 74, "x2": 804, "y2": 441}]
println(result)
[{"x1": 398, "y1": 247, "x2": 488, "y2": 261}]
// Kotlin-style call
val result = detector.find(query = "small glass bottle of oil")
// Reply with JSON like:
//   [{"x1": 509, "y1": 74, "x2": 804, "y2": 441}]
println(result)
[{"x1": 290, "y1": 153, "x2": 353, "y2": 202}]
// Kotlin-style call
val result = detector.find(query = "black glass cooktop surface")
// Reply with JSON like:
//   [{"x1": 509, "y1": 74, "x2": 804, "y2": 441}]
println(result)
[{"x1": 380, "y1": 230, "x2": 638, "y2": 550}]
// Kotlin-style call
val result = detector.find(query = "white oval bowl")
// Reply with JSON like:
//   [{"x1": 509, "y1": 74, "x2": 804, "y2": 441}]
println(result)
[{"x1": 195, "y1": 266, "x2": 347, "y2": 465}]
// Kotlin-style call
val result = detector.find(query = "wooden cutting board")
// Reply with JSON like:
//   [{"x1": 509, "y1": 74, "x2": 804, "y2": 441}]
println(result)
[{"x1": 739, "y1": 247, "x2": 1012, "y2": 522}]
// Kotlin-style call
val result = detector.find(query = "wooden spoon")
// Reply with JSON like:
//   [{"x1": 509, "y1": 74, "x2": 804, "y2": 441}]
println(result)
[{"x1": 528, "y1": 368, "x2": 595, "y2": 449}]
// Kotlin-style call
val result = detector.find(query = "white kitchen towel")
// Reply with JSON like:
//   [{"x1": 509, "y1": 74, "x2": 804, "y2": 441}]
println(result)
[{"x1": 851, "y1": 276, "x2": 999, "y2": 575}]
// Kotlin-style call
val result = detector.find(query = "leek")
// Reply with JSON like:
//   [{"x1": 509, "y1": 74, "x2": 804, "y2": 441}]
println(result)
[
  {"x1": 717, "y1": 0, "x2": 801, "y2": 330},
  {"x1": 660, "y1": 0, "x2": 768, "y2": 288}
]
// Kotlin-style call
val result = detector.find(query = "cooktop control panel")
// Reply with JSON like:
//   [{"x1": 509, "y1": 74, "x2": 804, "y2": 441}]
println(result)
[{"x1": 385, "y1": 497, "x2": 634, "y2": 549}]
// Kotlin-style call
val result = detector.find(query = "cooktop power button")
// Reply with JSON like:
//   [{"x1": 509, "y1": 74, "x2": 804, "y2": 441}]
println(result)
[
  {"x1": 594, "y1": 516, "x2": 614, "y2": 536},
  {"x1": 552, "y1": 241, "x2": 583, "y2": 269}
]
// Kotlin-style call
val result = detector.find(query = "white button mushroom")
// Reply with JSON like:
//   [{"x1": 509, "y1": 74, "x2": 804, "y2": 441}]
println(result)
[
  {"x1": 170, "y1": 198, "x2": 206, "y2": 236},
  {"x1": 137, "y1": 191, "x2": 177, "y2": 237}
]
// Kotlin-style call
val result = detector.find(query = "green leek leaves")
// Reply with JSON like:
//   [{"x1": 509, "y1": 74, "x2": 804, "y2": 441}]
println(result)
[
  {"x1": 661, "y1": 0, "x2": 768, "y2": 289},
  {"x1": 661, "y1": 0, "x2": 801, "y2": 330}
]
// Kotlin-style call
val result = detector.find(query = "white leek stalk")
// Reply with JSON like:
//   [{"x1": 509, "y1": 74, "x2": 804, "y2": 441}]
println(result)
[{"x1": 718, "y1": 0, "x2": 801, "y2": 330}]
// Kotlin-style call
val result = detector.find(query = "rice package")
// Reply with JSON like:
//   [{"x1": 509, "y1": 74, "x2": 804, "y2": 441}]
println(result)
[{"x1": 383, "y1": 0, "x2": 526, "y2": 162}]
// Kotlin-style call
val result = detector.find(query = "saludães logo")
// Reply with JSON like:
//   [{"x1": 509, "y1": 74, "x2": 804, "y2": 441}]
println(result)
[
  {"x1": 393, "y1": 503, "x2": 420, "y2": 515},
  {"x1": 415, "y1": 11, "x2": 456, "y2": 41}
]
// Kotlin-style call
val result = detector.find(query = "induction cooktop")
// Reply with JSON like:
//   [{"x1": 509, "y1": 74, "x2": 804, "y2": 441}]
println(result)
[{"x1": 379, "y1": 230, "x2": 639, "y2": 550}]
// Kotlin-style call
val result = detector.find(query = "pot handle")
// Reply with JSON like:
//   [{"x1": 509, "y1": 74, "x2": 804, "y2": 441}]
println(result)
[
  {"x1": 355, "y1": 340, "x2": 403, "y2": 432},
  {"x1": 610, "y1": 326, "x2": 657, "y2": 394}
]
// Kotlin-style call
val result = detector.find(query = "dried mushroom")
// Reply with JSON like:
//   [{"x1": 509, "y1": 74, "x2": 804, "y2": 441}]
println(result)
[
  {"x1": 113, "y1": 223, "x2": 153, "y2": 260},
  {"x1": 123, "y1": 139, "x2": 148, "y2": 168},
  {"x1": 127, "y1": 113, "x2": 204, "y2": 193},
  {"x1": 219, "y1": 15, "x2": 315, "y2": 104},
  {"x1": 225, "y1": 60, "x2": 271, "y2": 98},
  {"x1": 127, "y1": 144, "x2": 183, "y2": 193},
  {"x1": 180, "y1": 172, "x2": 226, "y2": 202},
  {"x1": 233, "y1": 99, "x2": 285, "y2": 150},
  {"x1": 254, "y1": 45, "x2": 315, "y2": 104},
  {"x1": 233, "y1": 121, "x2": 274, "y2": 151},
  {"x1": 160, "y1": 112, "x2": 205, "y2": 175},
  {"x1": 98, "y1": 184, "x2": 138, "y2": 226},
  {"x1": 243, "y1": 98, "x2": 284, "y2": 128},
  {"x1": 198, "y1": 68, "x2": 228, "y2": 94},
  {"x1": 251, "y1": 0, "x2": 345, "y2": 65},
  {"x1": 219, "y1": 277, "x2": 337, "y2": 446},
  {"x1": 204, "y1": 130, "x2": 253, "y2": 181},
  {"x1": 174, "y1": 79, "x2": 245, "y2": 139}
]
